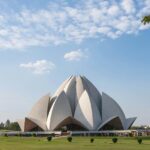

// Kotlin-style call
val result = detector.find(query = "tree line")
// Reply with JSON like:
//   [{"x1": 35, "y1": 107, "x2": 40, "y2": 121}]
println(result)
[{"x1": 0, "y1": 119, "x2": 20, "y2": 131}]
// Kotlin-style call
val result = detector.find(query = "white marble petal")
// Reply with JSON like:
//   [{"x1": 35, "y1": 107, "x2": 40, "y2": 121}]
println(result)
[
  {"x1": 74, "y1": 90, "x2": 101, "y2": 130},
  {"x1": 27, "y1": 93, "x2": 50, "y2": 130},
  {"x1": 46, "y1": 91, "x2": 72, "y2": 130},
  {"x1": 102, "y1": 92, "x2": 126, "y2": 129}
]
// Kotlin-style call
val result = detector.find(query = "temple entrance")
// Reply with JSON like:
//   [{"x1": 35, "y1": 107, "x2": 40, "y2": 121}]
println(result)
[
  {"x1": 54, "y1": 117, "x2": 88, "y2": 131},
  {"x1": 100, "y1": 117, "x2": 123, "y2": 130}
]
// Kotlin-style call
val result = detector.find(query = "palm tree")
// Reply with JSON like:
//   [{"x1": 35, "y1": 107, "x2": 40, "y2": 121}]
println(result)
[{"x1": 142, "y1": 15, "x2": 150, "y2": 24}]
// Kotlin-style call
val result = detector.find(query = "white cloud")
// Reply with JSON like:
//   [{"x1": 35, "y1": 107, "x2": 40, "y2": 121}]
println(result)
[
  {"x1": 20, "y1": 60, "x2": 55, "y2": 74},
  {"x1": 121, "y1": 0, "x2": 135, "y2": 14},
  {"x1": 0, "y1": 0, "x2": 149, "y2": 50},
  {"x1": 64, "y1": 49, "x2": 87, "y2": 61},
  {"x1": 108, "y1": 5, "x2": 120, "y2": 16}
]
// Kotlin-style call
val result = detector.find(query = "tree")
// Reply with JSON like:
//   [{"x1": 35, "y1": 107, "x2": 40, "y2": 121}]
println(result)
[
  {"x1": 142, "y1": 15, "x2": 150, "y2": 24},
  {"x1": 0, "y1": 122, "x2": 4, "y2": 129},
  {"x1": 9, "y1": 122, "x2": 20, "y2": 131},
  {"x1": 5, "y1": 119, "x2": 11, "y2": 129}
]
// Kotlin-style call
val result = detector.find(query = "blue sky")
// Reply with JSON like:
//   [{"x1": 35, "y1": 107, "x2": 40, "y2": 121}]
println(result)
[{"x1": 0, "y1": 0, "x2": 150, "y2": 126}]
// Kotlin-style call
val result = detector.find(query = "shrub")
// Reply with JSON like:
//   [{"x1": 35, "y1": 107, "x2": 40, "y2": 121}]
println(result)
[
  {"x1": 3, "y1": 133, "x2": 8, "y2": 137},
  {"x1": 67, "y1": 136, "x2": 72, "y2": 142},
  {"x1": 137, "y1": 138, "x2": 142, "y2": 144},
  {"x1": 47, "y1": 136, "x2": 52, "y2": 141},
  {"x1": 112, "y1": 137, "x2": 118, "y2": 143},
  {"x1": 90, "y1": 138, "x2": 94, "y2": 143}
]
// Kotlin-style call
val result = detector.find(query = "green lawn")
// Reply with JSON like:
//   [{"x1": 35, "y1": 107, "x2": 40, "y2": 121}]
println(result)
[{"x1": 0, "y1": 136, "x2": 150, "y2": 150}]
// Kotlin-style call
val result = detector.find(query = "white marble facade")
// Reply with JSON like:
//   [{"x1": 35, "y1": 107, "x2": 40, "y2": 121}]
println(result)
[{"x1": 18, "y1": 76, "x2": 136, "y2": 131}]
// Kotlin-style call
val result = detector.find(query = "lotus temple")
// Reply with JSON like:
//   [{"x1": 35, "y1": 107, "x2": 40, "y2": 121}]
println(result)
[{"x1": 18, "y1": 76, "x2": 136, "y2": 132}]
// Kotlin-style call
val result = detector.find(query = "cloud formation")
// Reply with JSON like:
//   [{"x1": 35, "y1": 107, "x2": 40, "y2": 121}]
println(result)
[
  {"x1": 64, "y1": 49, "x2": 87, "y2": 61},
  {"x1": 20, "y1": 60, "x2": 55, "y2": 74},
  {"x1": 0, "y1": 0, "x2": 150, "y2": 50}
]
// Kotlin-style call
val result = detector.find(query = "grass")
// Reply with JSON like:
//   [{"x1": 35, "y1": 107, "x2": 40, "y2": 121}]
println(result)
[{"x1": 0, "y1": 136, "x2": 150, "y2": 150}]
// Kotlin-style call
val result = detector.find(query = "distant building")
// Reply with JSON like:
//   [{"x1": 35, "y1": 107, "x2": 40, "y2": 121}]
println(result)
[{"x1": 18, "y1": 76, "x2": 136, "y2": 132}]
